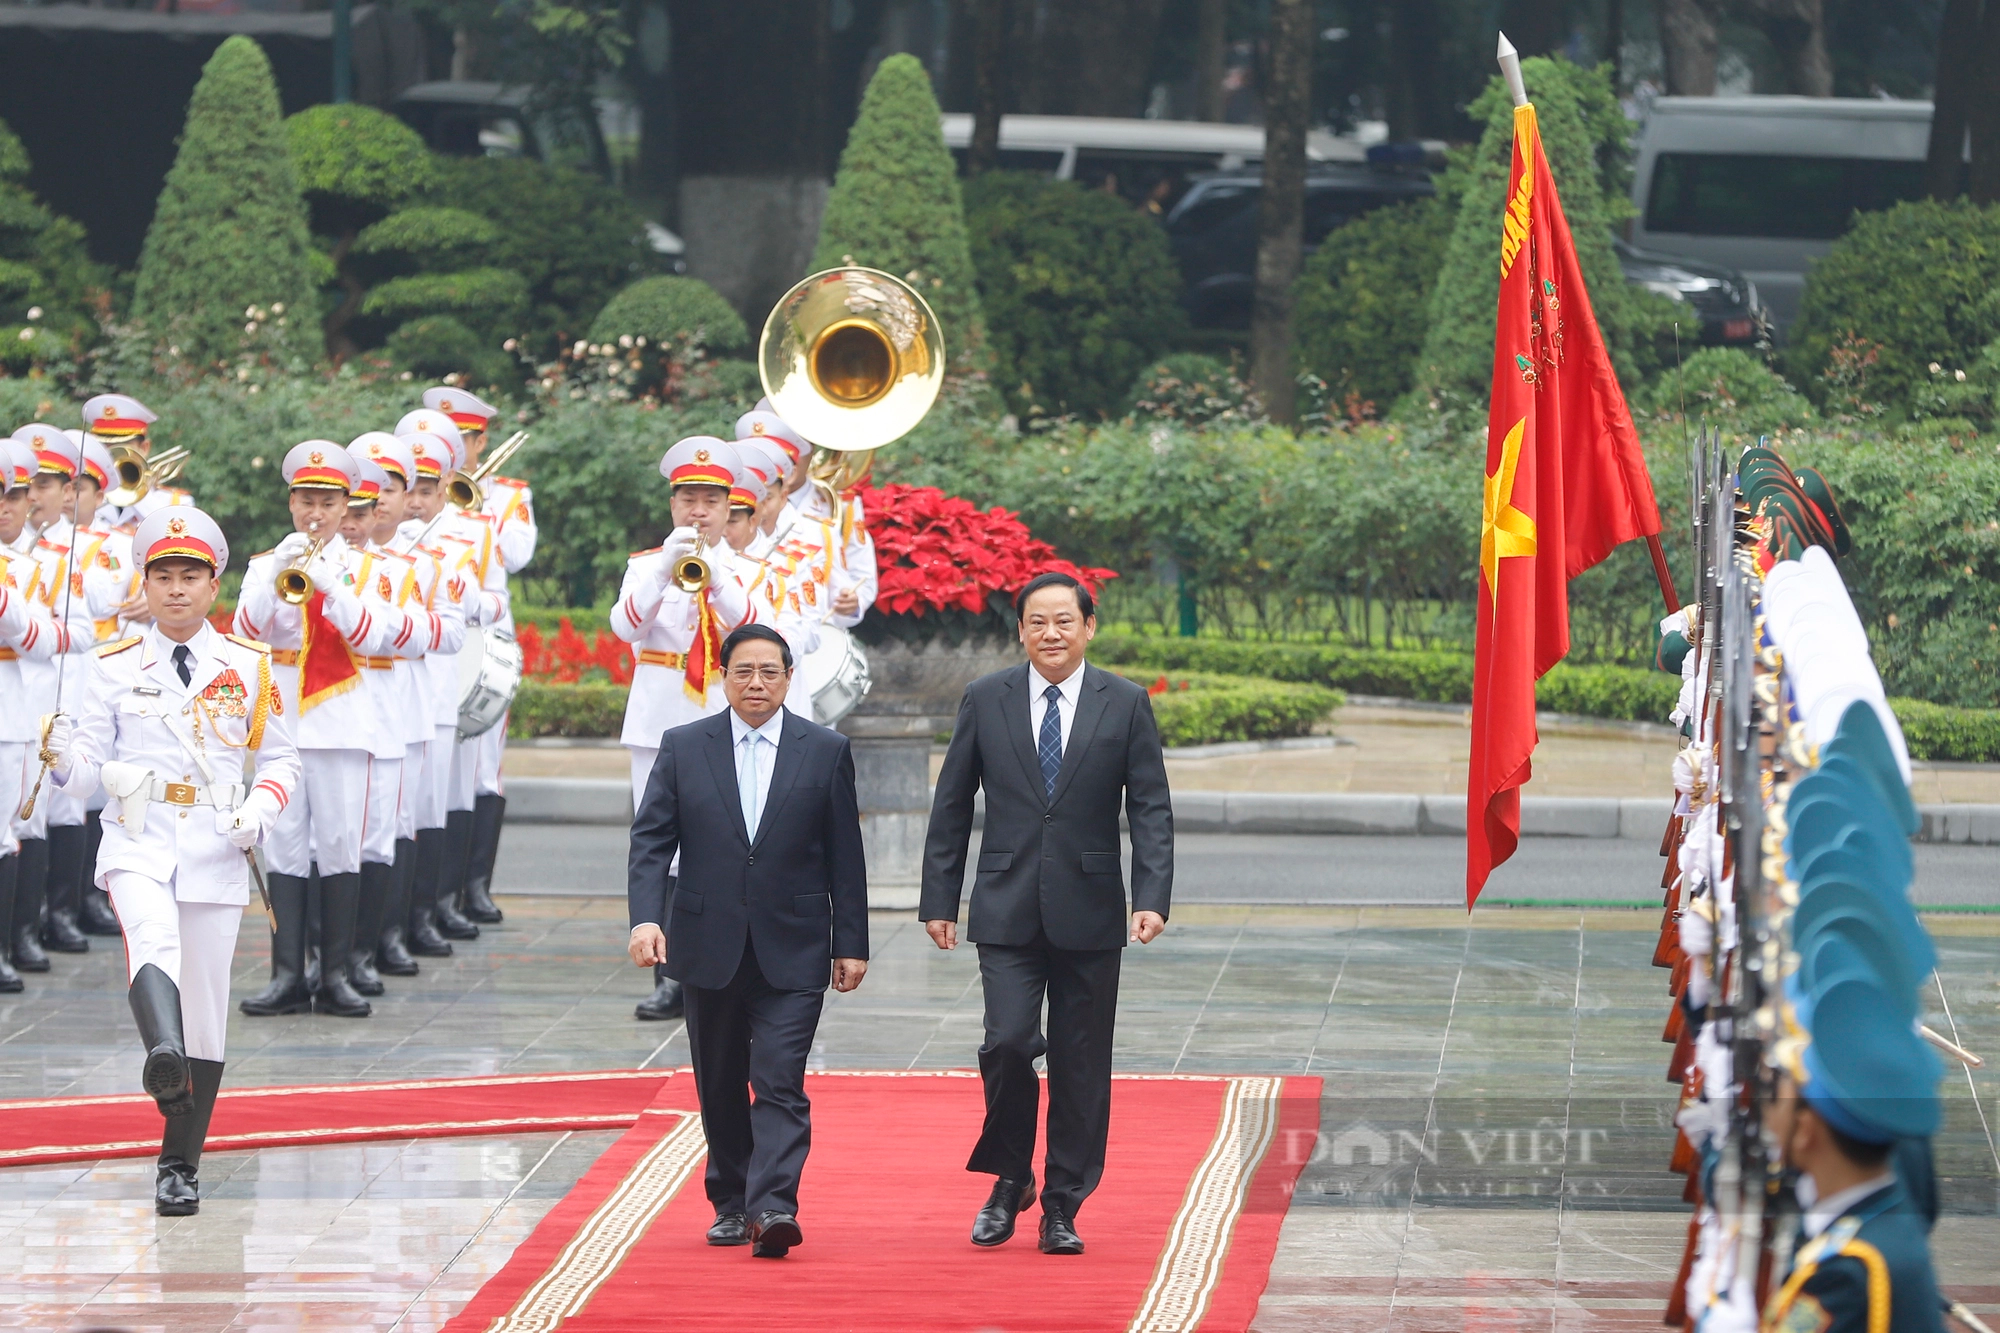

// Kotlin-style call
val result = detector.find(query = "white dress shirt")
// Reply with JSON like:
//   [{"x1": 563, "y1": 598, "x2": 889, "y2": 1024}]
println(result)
[
  {"x1": 1029, "y1": 660, "x2": 1086, "y2": 753},
  {"x1": 1799, "y1": 1172, "x2": 1894, "y2": 1239},
  {"x1": 730, "y1": 706, "x2": 785, "y2": 836}
]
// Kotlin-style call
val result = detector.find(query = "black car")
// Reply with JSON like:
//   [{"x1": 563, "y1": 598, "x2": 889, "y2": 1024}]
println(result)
[
  {"x1": 1164, "y1": 166, "x2": 1765, "y2": 345},
  {"x1": 1164, "y1": 164, "x2": 1436, "y2": 328}
]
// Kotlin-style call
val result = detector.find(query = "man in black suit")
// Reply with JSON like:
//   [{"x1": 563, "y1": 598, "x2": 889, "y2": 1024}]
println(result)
[
  {"x1": 920, "y1": 572, "x2": 1173, "y2": 1256},
  {"x1": 628, "y1": 623, "x2": 869, "y2": 1259}
]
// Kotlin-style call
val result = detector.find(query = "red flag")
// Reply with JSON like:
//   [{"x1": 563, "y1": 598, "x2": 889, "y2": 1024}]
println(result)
[
  {"x1": 1466, "y1": 101, "x2": 1663, "y2": 906},
  {"x1": 298, "y1": 591, "x2": 361, "y2": 712}
]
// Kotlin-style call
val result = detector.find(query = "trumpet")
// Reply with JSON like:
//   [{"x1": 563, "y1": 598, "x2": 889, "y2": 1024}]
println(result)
[
  {"x1": 105, "y1": 444, "x2": 191, "y2": 510},
  {"x1": 274, "y1": 533, "x2": 328, "y2": 605},
  {"x1": 444, "y1": 430, "x2": 530, "y2": 511},
  {"x1": 671, "y1": 541, "x2": 712, "y2": 595}
]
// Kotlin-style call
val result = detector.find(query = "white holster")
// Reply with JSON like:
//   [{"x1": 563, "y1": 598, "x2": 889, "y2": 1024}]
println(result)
[{"x1": 100, "y1": 761, "x2": 153, "y2": 830}]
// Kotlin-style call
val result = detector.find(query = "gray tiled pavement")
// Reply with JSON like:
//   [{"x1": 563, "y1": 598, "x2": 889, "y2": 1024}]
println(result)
[{"x1": 1, "y1": 896, "x2": 1995, "y2": 1330}]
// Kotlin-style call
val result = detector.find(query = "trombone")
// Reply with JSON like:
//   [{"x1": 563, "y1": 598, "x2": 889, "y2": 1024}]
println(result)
[
  {"x1": 105, "y1": 444, "x2": 191, "y2": 510},
  {"x1": 444, "y1": 430, "x2": 529, "y2": 511}
]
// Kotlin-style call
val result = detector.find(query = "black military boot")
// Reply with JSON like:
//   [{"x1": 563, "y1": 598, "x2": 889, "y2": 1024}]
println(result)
[
  {"x1": 128, "y1": 962, "x2": 192, "y2": 1116},
  {"x1": 461, "y1": 794, "x2": 505, "y2": 924},
  {"x1": 157, "y1": 1058, "x2": 223, "y2": 1216},
  {"x1": 239, "y1": 873, "x2": 313, "y2": 1016},
  {"x1": 79, "y1": 810, "x2": 119, "y2": 935},
  {"x1": 375, "y1": 839, "x2": 420, "y2": 976},
  {"x1": 0, "y1": 856, "x2": 23, "y2": 993},
  {"x1": 303, "y1": 868, "x2": 322, "y2": 995},
  {"x1": 40, "y1": 822, "x2": 91, "y2": 953},
  {"x1": 636, "y1": 965, "x2": 685, "y2": 1021},
  {"x1": 408, "y1": 828, "x2": 454, "y2": 957},
  {"x1": 10, "y1": 837, "x2": 50, "y2": 972},
  {"x1": 313, "y1": 872, "x2": 372, "y2": 1017},
  {"x1": 349, "y1": 861, "x2": 391, "y2": 996},
  {"x1": 433, "y1": 810, "x2": 480, "y2": 940}
]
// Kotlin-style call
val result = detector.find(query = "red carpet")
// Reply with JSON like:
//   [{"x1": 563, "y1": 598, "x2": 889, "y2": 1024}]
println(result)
[
  {"x1": 447, "y1": 1071, "x2": 1320, "y2": 1333},
  {"x1": 0, "y1": 1069, "x2": 675, "y2": 1168}
]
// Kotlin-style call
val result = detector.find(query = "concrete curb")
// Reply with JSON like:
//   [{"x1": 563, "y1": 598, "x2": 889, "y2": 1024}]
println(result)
[{"x1": 503, "y1": 778, "x2": 2000, "y2": 845}]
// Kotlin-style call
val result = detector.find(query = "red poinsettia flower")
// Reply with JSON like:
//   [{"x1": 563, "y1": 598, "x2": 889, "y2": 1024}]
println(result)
[{"x1": 856, "y1": 482, "x2": 1117, "y2": 619}]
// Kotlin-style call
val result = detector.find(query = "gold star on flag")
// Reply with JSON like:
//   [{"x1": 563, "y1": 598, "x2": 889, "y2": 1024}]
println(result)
[{"x1": 1481, "y1": 417, "x2": 1537, "y2": 596}]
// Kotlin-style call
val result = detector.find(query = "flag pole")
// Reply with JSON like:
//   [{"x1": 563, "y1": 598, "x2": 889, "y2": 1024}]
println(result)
[{"x1": 1496, "y1": 32, "x2": 1680, "y2": 615}]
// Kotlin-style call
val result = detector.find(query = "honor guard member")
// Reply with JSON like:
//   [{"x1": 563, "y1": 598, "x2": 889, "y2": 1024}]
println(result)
[
  {"x1": 725, "y1": 463, "x2": 820, "y2": 669},
  {"x1": 85, "y1": 393, "x2": 184, "y2": 533},
  {"x1": 421, "y1": 388, "x2": 528, "y2": 923},
  {"x1": 43, "y1": 506, "x2": 299, "y2": 1215},
  {"x1": 612, "y1": 436, "x2": 758, "y2": 1021},
  {"x1": 74, "y1": 433, "x2": 141, "y2": 939},
  {"x1": 354, "y1": 432, "x2": 461, "y2": 979},
  {"x1": 235, "y1": 442, "x2": 418, "y2": 1018},
  {"x1": 396, "y1": 409, "x2": 510, "y2": 930},
  {"x1": 8, "y1": 426, "x2": 96, "y2": 973},
  {"x1": 393, "y1": 426, "x2": 491, "y2": 945},
  {"x1": 737, "y1": 407, "x2": 874, "y2": 630},
  {"x1": 0, "y1": 436, "x2": 67, "y2": 990}
]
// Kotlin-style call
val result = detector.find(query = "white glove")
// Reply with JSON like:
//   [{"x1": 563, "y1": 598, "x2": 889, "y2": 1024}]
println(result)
[
  {"x1": 274, "y1": 531, "x2": 313, "y2": 563},
  {"x1": 661, "y1": 526, "x2": 699, "y2": 562},
  {"x1": 43, "y1": 713, "x2": 75, "y2": 779},
  {"x1": 307, "y1": 554, "x2": 347, "y2": 595},
  {"x1": 220, "y1": 786, "x2": 282, "y2": 850}
]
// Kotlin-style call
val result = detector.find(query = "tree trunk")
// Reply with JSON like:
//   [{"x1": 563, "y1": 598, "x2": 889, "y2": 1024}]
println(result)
[
  {"x1": 1387, "y1": 0, "x2": 1443, "y2": 142},
  {"x1": 1607, "y1": 0, "x2": 1624, "y2": 87},
  {"x1": 322, "y1": 225, "x2": 363, "y2": 367},
  {"x1": 1250, "y1": 0, "x2": 1311, "y2": 426},
  {"x1": 968, "y1": 0, "x2": 1006, "y2": 174},
  {"x1": 1502, "y1": 0, "x2": 1566, "y2": 56},
  {"x1": 1734, "y1": 0, "x2": 1831, "y2": 95},
  {"x1": 1194, "y1": 0, "x2": 1227, "y2": 121},
  {"x1": 1658, "y1": 0, "x2": 1721, "y2": 94},
  {"x1": 1971, "y1": 0, "x2": 2000, "y2": 203},
  {"x1": 1927, "y1": 0, "x2": 1979, "y2": 200}
]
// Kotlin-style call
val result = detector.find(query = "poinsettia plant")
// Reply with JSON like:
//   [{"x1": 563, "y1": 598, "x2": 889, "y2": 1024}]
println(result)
[
  {"x1": 516, "y1": 618, "x2": 636, "y2": 685},
  {"x1": 856, "y1": 483, "x2": 1116, "y2": 632}
]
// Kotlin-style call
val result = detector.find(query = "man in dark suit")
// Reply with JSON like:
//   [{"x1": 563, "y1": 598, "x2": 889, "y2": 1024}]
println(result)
[
  {"x1": 920, "y1": 572, "x2": 1173, "y2": 1256},
  {"x1": 628, "y1": 623, "x2": 869, "y2": 1259}
]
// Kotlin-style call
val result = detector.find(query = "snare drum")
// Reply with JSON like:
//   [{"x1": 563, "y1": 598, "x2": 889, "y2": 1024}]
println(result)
[
  {"x1": 798, "y1": 626, "x2": 870, "y2": 725},
  {"x1": 456, "y1": 626, "x2": 523, "y2": 740}
]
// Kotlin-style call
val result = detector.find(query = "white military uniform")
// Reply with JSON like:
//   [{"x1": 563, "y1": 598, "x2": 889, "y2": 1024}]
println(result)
[
  {"x1": 0, "y1": 535, "x2": 87, "y2": 856},
  {"x1": 54, "y1": 623, "x2": 299, "y2": 1058},
  {"x1": 83, "y1": 392, "x2": 191, "y2": 534}
]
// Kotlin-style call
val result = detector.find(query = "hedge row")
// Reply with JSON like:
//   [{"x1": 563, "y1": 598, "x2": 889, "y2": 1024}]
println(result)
[
  {"x1": 1883, "y1": 698, "x2": 2000, "y2": 764},
  {"x1": 509, "y1": 681, "x2": 628, "y2": 739},
  {"x1": 1108, "y1": 670, "x2": 1344, "y2": 747}
]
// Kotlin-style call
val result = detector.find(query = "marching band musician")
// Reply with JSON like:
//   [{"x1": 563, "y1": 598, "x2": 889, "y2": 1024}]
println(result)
[
  {"x1": 395, "y1": 408, "x2": 509, "y2": 932},
  {"x1": 724, "y1": 460, "x2": 820, "y2": 671},
  {"x1": 393, "y1": 424, "x2": 494, "y2": 946},
  {"x1": 69, "y1": 433, "x2": 138, "y2": 940},
  {"x1": 419, "y1": 388, "x2": 527, "y2": 923},
  {"x1": 8, "y1": 427, "x2": 96, "y2": 976},
  {"x1": 234, "y1": 442, "x2": 420, "y2": 1019},
  {"x1": 42, "y1": 506, "x2": 299, "y2": 1216},
  {"x1": 738, "y1": 405, "x2": 876, "y2": 630},
  {"x1": 612, "y1": 436, "x2": 759, "y2": 1023},
  {"x1": 0, "y1": 435, "x2": 68, "y2": 993},
  {"x1": 354, "y1": 432, "x2": 464, "y2": 981},
  {"x1": 86, "y1": 393, "x2": 183, "y2": 534}
]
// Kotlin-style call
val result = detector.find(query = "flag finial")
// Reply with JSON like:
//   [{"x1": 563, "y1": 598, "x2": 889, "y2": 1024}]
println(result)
[{"x1": 1496, "y1": 32, "x2": 1528, "y2": 108}]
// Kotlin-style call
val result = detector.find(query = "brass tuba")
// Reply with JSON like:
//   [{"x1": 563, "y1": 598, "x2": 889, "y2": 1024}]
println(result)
[
  {"x1": 758, "y1": 267, "x2": 945, "y2": 458},
  {"x1": 105, "y1": 445, "x2": 191, "y2": 510}
]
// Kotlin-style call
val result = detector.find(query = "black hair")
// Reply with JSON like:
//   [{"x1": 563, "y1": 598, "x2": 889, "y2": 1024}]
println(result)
[
  {"x1": 720, "y1": 623, "x2": 794, "y2": 670},
  {"x1": 1822, "y1": 1117, "x2": 1894, "y2": 1169},
  {"x1": 1014, "y1": 571, "x2": 1094, "y2": 621}
]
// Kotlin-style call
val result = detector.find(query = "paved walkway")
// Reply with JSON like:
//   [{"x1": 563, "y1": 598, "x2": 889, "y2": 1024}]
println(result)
[
  {"x1": 503, "y1": 705, "x2": 2000, "y2": 803},
  {"x1": 4, "y1": 898, "x2": 1994, "y2": 1330}
]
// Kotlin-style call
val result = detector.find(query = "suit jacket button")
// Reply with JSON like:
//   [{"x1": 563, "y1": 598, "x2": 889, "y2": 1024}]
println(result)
[
  {"x1": 747, "y1": 854, "x2": 755, "y2": 865},
  {"x1": 1044, "y1": 813, "x2": 1052, "y2": 823}
]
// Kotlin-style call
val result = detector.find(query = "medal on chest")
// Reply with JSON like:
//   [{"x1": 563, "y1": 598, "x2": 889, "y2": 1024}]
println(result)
[{"x1": 202, "y1": 668, "x2": 250, "y2": 719}]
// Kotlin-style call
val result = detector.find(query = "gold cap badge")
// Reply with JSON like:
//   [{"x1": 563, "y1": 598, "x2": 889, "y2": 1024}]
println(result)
[
  {"x1": 101, "y1": 404, "x2": 116, "y2": 418},
  {"x1": 694, "y1": 449, "x2": 711, "y2": 464},
  {"x1": 309, "y1": 450, "x2": 325, "y2": 465},
  {"x1": 167, "y1": 517, "x2": 186, "y2": 536}
]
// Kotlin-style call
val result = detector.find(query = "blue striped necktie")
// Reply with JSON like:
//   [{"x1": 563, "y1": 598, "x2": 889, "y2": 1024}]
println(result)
[{"x1": 1038, "y1": 684, "x2": 1063, "y2": 798}]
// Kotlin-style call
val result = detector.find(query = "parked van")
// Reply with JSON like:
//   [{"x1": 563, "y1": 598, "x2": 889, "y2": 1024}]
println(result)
[
  {"x1": 1630, "y1": 97, "x2": 1941, "y2": 334},
  {"x1": 938, "y1": 113, "x2": 1367, "y2": 212}
]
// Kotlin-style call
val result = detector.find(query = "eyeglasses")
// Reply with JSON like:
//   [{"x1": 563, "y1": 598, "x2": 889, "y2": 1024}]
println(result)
[{"x1": 726, "y1": 665, "x2": 789, "y2": 683}]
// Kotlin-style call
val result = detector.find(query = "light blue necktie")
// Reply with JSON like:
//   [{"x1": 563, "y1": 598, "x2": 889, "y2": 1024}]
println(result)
[
  {"x1": 740, "y1": 731, "x2": 762, "y2": 838},
  {"x1": 1038, "y1": 683, "x2": 1063, "y2": 799}
]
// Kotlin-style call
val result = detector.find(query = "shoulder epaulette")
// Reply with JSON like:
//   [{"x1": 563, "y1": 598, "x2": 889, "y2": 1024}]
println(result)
[
  {"x1": 492, "y1": 474, "x2": 526, "y2": 487},
  {"x1": 251, "y1": 548, "x2": 275, "y2": 561},
  {"x1": 630, "y1": 546, "x2": 661, "y2": 559},
  {"x1": 95, "y1": 636, "x2": 142, "y2": 657},
  {"x1": 35, "y1": 539, "x2": 70, "y2": 555},
  {"x1": 225, "y1": 633, "x2": 273, "y2": 655}
]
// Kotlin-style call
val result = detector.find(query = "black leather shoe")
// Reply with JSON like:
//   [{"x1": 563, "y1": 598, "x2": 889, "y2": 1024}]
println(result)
[
  {"x1": 749, "y1": 1211, "x2": 802, "y2": 1258},
  {"x1": 971, "y1": 1174, "x2": 1036, "y2": 1246},
  {"x1": 156, "y1": 1157, "x2": 200, "y2": 1216},
  {"x1": 706, "y1": 1211, "x2": 750, "y2": 1246},
  {"x1": 636, "y1": 973, "x2": 684, "y2": 1021},
  {"x1": 41, "y1": 907, "x2": 90, "y2": 953},
  {"x1": 1038, "y1": 1204, "x2": 1083, "y2": 1255},
  {"x1": 80, "y1": 887, "x2": 121, "y2": 936}
]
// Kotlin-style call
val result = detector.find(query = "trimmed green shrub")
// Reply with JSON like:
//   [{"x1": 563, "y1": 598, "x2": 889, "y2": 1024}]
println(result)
[
  {"x1": 811, "y1": 54, "x2": 988, "y2": 373},
  {"x1": 360, "y1": 267, "x2": 530, "y2": 331},
  {"x1": 962, "y1": 171, "x2": 1185, "y2": 417},
  {"x1": 1124, "y1": 353, "x2": 1261, "y2": 425},
  {"x1": 1534, "y1": 662, "x2": 1682, "y2": 722},
  {"x1": 1293, "y1": 196, "x2": 1452, "y2": 410},
  {"x1": 133, "y1": 36, "x2": 320, "y2": 368},
  {"x1": 1787, "y1": 200, "x2": 2000, "y2": 414},
  {"x1": 352, "y1": 207, "x2": 502, "y2": 273},
  {"x1": 421, "y1": 155, "x2": 664, "y2": 355},
  {"x1": 1631, "y1": 346, "x2": 1818, "y2": 436},
  {"x1": 1141, "y1": 676, "x2": 1343, "y2": 747},
  {"x1": 1887, "y1": 698, "x2": 2000, "y2": 763},
  {"x1": 586, "y1": 275, "x2": 748, "y2": 358},
  {"x1": 383, "y1": 315, "x2": 512, "y2": 387},
  {"x1": 287, "y1": 104, "x2": 430, "y2": 219},
  {"x1": 509, "y1": 681, "x2": 630, "y2": 739},
  {"x1": 1414, "y1": 56, "x2": 1672, "y2": 403}
]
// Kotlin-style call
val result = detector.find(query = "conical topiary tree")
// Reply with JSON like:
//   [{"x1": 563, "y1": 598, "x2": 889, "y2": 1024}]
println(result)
[
  {"x1": 133, "y1": 35, "x2": 321, "y2": 367},
  {"x1": 1412, "y1": 56, "x2": 1671, "y2": 406},
  {"x1": 811, "y1": 53, "x2": 988, "y2": 373}
]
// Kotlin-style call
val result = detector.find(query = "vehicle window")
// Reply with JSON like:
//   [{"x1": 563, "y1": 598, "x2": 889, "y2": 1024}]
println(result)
[
  {"x1": 478, "y1": 116, "x2": 524, "y2": 157},
  {"x1": 1645, "y1": 152, "x2": 1925, "y2": 239},
  {"x1": 947, "y1": 147, "x2": 1068, "y2": 176},
  {"x1": 1073, "y1": 152, "x2": 1217, "y2": 212},
  {"x1": 531, "y1": 106, "x2": 602, "y2": 176},
  {"x1": 1168, "y1": 186, "x2": 1254, "y2": 236}
]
